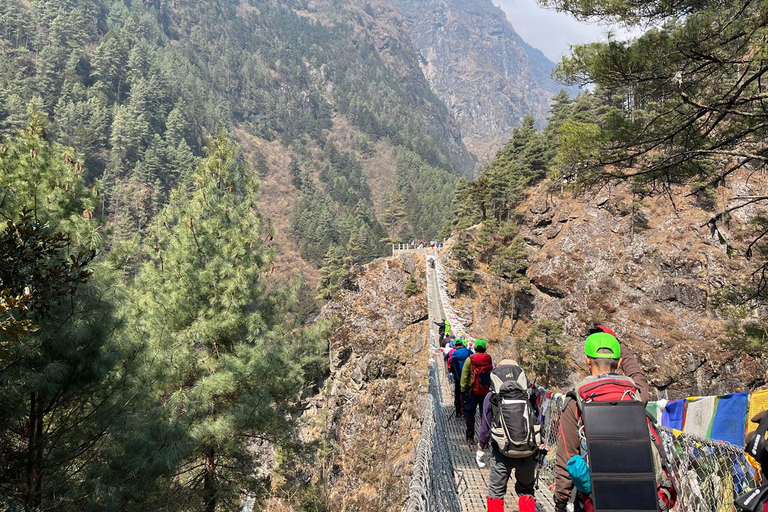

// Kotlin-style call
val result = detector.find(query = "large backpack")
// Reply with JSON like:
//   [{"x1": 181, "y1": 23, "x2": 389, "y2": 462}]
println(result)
[
  {"x1": 469, "y1": 353, "x2": 493, "y2": 396},
  {"x1": 489, "y1": 364, "x2": 538, "y2": 458},
  {"x1": 569, "y1": 374, "x2": 677, "y2": 510}
]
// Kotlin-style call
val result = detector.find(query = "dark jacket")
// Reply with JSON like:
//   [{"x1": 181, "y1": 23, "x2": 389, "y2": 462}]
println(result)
[{"x1": 450, "y1": 347, "x2": 472, "y2": 378}]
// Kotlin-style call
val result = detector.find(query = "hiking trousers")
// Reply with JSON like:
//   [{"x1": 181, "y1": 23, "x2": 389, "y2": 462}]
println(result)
[
  {"x1": 488, "y1": 448, "x2": 536, "y2": 499},
  {"x1": 453, "y1": 378, "x2": 462, "y2": 417},
  {"x1": 464, "y1": 391, "x2": 487, "y2": 440}
]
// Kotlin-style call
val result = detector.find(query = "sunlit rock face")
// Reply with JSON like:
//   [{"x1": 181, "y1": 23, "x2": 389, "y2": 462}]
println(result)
[{"x1": 397, "y1": 0, "x2": 577, "y2": 162}]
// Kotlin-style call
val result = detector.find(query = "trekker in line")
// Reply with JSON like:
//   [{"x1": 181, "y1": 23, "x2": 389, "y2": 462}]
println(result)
[
  {"x1": 478, "y1": 359, "x2": 541, "y2": 512},
  {"x1": 434, "y1": 320, "x2": 446, "y2": 347},
  {"x1": 449, "y1": 338, "x2": 473, "y2": 418},
  {"x1": 443, "y1": 335, "x2": 456, "y2": 382},
  {"x1": 554, "y1": 327, "x2": 675, "y2": 512},
  {"x1": 461, "y1": 339, "x2": 493, "y2": 444}
]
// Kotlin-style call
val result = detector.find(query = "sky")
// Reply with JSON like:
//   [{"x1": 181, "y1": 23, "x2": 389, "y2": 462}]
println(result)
[{"x1": 494, "y1": 0, "x2": 642, "y2": 63}]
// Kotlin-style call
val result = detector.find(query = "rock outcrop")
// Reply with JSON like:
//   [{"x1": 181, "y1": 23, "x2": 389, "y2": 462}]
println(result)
[
  {"x1": 397, "y1": 0, "x2": 577, "y2": 162},
  {"x1": 283, "y1": 254, "x2": 431, "y2": 511},
  {"x1": 445, "y1": 174, "x2": 768, "y2": 398}
]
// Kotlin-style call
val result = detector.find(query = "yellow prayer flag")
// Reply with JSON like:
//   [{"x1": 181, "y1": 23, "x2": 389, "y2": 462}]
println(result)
[{"x1": 746, "y1": 389, "x2": 768, "y2": 434}]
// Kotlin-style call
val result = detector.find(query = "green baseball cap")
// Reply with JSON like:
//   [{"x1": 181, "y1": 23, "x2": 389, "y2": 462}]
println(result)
[
  {"x1": 474, "y1": 339, "x2": 487, "y2": 350},
  {"x1": 584, "y1": 332, "x2": 620, "y2": 359}
]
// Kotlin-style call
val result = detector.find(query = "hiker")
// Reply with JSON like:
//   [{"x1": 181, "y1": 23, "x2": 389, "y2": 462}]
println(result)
[
  {"x1": 434, "y1": 320, "x2": 446, "y2": 346},
  {"x1": 554, "y1": 330, "x2": 674, "y2": 512},
  {"x1": 444, "y1": 319, "x2": 452, "y2": 338},
  {"x1": 461, "y1": 339, "x2": 493, "y2": 443},
  {"x1": 449, "y1": 338, "x2": 473, "y2": 418},
  {"x1": 478, "y1": 359, "x2": 540, "y2": 512},
  {"x1": 443, "y1": 335, "x2": 456, "y2": 382}
]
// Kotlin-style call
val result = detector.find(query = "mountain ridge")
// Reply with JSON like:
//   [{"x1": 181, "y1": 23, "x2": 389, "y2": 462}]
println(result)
[{"x1": 397, "y1": 0, "x2": 577, "y2": 162}]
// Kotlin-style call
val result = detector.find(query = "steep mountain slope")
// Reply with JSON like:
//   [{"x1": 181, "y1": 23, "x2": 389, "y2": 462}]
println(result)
[
  {"x1": 268, "y1": 254, "x2": 430, "y2": 511},
  {"x1": 0, "y1": 0, "x2": 475, "y2": 287},
  {"x1": 397, "y1": 0, "x2": 575, "y2": 161},
  {"x1": 443, "y1": 173, "x2": 768, "y2": 398}
]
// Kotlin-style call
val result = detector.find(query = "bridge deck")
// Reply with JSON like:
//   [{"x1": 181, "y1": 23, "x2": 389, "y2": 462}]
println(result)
[{"x1": 428, "y1": 259, "x2": 555, "y2": 512}]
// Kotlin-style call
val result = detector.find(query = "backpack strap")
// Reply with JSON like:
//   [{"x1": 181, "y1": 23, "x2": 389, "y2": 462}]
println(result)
[
  {"x1": 747, "y1": 412, "x2": 768, "y2": 459},
  {"x1": 564, "y1": 390, "x2": 579, "y2": 414}
]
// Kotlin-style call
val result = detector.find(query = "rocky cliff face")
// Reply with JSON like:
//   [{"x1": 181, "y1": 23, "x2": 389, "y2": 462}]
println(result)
[
  {"x1": 298, "y1": 0, "x2": 477, "y2": 175},
  {"x1": 271, "y1": 254, "x2": 430, "y2": 511},
  {"x1": 445, "y1": 174, "x2": 768, "y2": 398},
  {"x1": 397, "y1": 0, "x2": 575, "y2": 162}
]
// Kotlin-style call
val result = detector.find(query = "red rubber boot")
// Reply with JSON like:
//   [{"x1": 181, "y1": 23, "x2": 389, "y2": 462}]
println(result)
[
  {"x1": 486, "y1": 496, "x2": 505, "y2": 512},
  {"x1": 518, "y1": 494, "x2": 536, "y2": 512}
]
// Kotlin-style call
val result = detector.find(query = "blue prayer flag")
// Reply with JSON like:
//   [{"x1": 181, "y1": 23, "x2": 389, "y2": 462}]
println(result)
[
  {"x1": 710, "y1": 392, "x2": 748, "y2": 446},
  {"x1": 662, "y1": 399, "x2": 685, "y2": 430}
]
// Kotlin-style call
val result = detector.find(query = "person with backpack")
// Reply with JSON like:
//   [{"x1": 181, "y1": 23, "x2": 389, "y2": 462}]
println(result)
[
  {"x1": 461, "y1": 339, "x2": 494, "y2": 444},
  {"x1": 478, "y1": 359, "x2": 541, "y2": 512},
  {"x1": 435, "y1": 320, "x2": 447, "y2": 347},
  {"x1": 554, "y1": 330, "x2": 675, "y2": 512},
  {"x1": 449, "y1": 338, "x2": 473, "y2": 419}
]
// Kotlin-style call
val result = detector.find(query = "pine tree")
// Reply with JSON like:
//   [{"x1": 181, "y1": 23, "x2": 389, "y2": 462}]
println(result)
[
  {"x1": 518, "y1": 320, "x2": 566, "y2": 388},
  {"x1": 381, "y1": 190, "x2": 407, "y2": 244},
  {"x1": 0, "y1": 115, "x2": 121, "y2": 509},
  {"x1": 126, "y1": 131, "x2": 322, "y2": 511},
  {"x1": 489, "y1": 236, "x2": 530, "y2": 329},
  {"x1": 0, "y1": 106, "x2": 99, "y2": 245},
  {"x1": 404, "y1": 275, "x2": 419, "y2": 297},
  {"x1": 317, "y1": 245, "x2": 347, "y2": 300}
]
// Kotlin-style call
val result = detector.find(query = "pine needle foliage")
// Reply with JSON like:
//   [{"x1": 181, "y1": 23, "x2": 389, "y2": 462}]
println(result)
[
  {"x1": 124, "y1": 131, "x2": 327, "y2": 511},
  {"x1": 0, "y1": 116, "x2": 122, "y2": 510},
  {"x1": 0, "y1": 105, "x2": 99, "y2": 246},
  {"x1": 518, "y1": 319, "x2": 567, "y2": 388}
]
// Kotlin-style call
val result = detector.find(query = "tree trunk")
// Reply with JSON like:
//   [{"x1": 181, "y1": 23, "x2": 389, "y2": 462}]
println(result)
[
  {"x1": 35, "y1": 410, "x2": 44, "y2": 499},
  {"x1": 25, "y1": 392, "x2": 36, "y2": 505},
  {"x1": 497, "y1": 282, "x2": 503, "y2": 328},
  {"x1": 23, "y1": 391, "x2": 44, "y2": 507},
  {"x1": 204, "y1": 449, "x2": 216, "y2": 512}
]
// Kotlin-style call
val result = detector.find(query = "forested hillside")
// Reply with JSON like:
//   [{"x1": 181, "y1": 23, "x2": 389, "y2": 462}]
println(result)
[
  {"x1": 0, "y1": 0, "x2": 475, "y2": 292},
  {"x1": 0, "y1": 0, "x2": 480, "y2": 510}
]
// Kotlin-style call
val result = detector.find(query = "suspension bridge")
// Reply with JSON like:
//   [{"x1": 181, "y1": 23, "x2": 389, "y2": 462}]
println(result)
[{"x1": 402, "y1": 249, "x2": 760, "y2": 512}]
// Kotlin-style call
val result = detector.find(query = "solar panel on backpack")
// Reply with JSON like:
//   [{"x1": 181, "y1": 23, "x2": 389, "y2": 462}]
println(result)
[{"x1": 582, "y1": 401, "x2": 658, "y2": 512}]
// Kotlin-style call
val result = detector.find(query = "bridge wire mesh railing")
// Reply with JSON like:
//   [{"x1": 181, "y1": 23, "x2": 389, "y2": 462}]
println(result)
[
  {"x1": 401, "y1": 261, "x2": 462, "y2": 512},
  {"x1": 536, "y1": 397, "x2": 760, "y2": 512}
]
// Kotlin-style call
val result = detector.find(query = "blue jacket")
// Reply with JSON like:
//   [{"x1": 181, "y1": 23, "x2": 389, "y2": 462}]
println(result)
[{"x1": 450, "y1": 347, "x2": 473, "y2": 378}]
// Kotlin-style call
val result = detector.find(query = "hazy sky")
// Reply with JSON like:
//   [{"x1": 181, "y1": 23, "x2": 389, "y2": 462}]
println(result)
[{"x1": 494, "y1": 0, "x2": 639, "y2": 62}]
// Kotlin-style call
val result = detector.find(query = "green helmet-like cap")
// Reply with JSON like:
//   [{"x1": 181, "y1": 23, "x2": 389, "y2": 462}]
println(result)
[
  {"x1": 584, "y1": 332, "x2": 621, "y2": 359},
  {"x1": 474, "y1": 339, "x2": 487, "y2": 350}
]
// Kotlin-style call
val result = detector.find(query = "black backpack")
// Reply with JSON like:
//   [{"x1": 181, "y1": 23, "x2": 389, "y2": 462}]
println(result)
[{"x1": 489, "y1": 364, "x2": 538, "y2": 458}]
